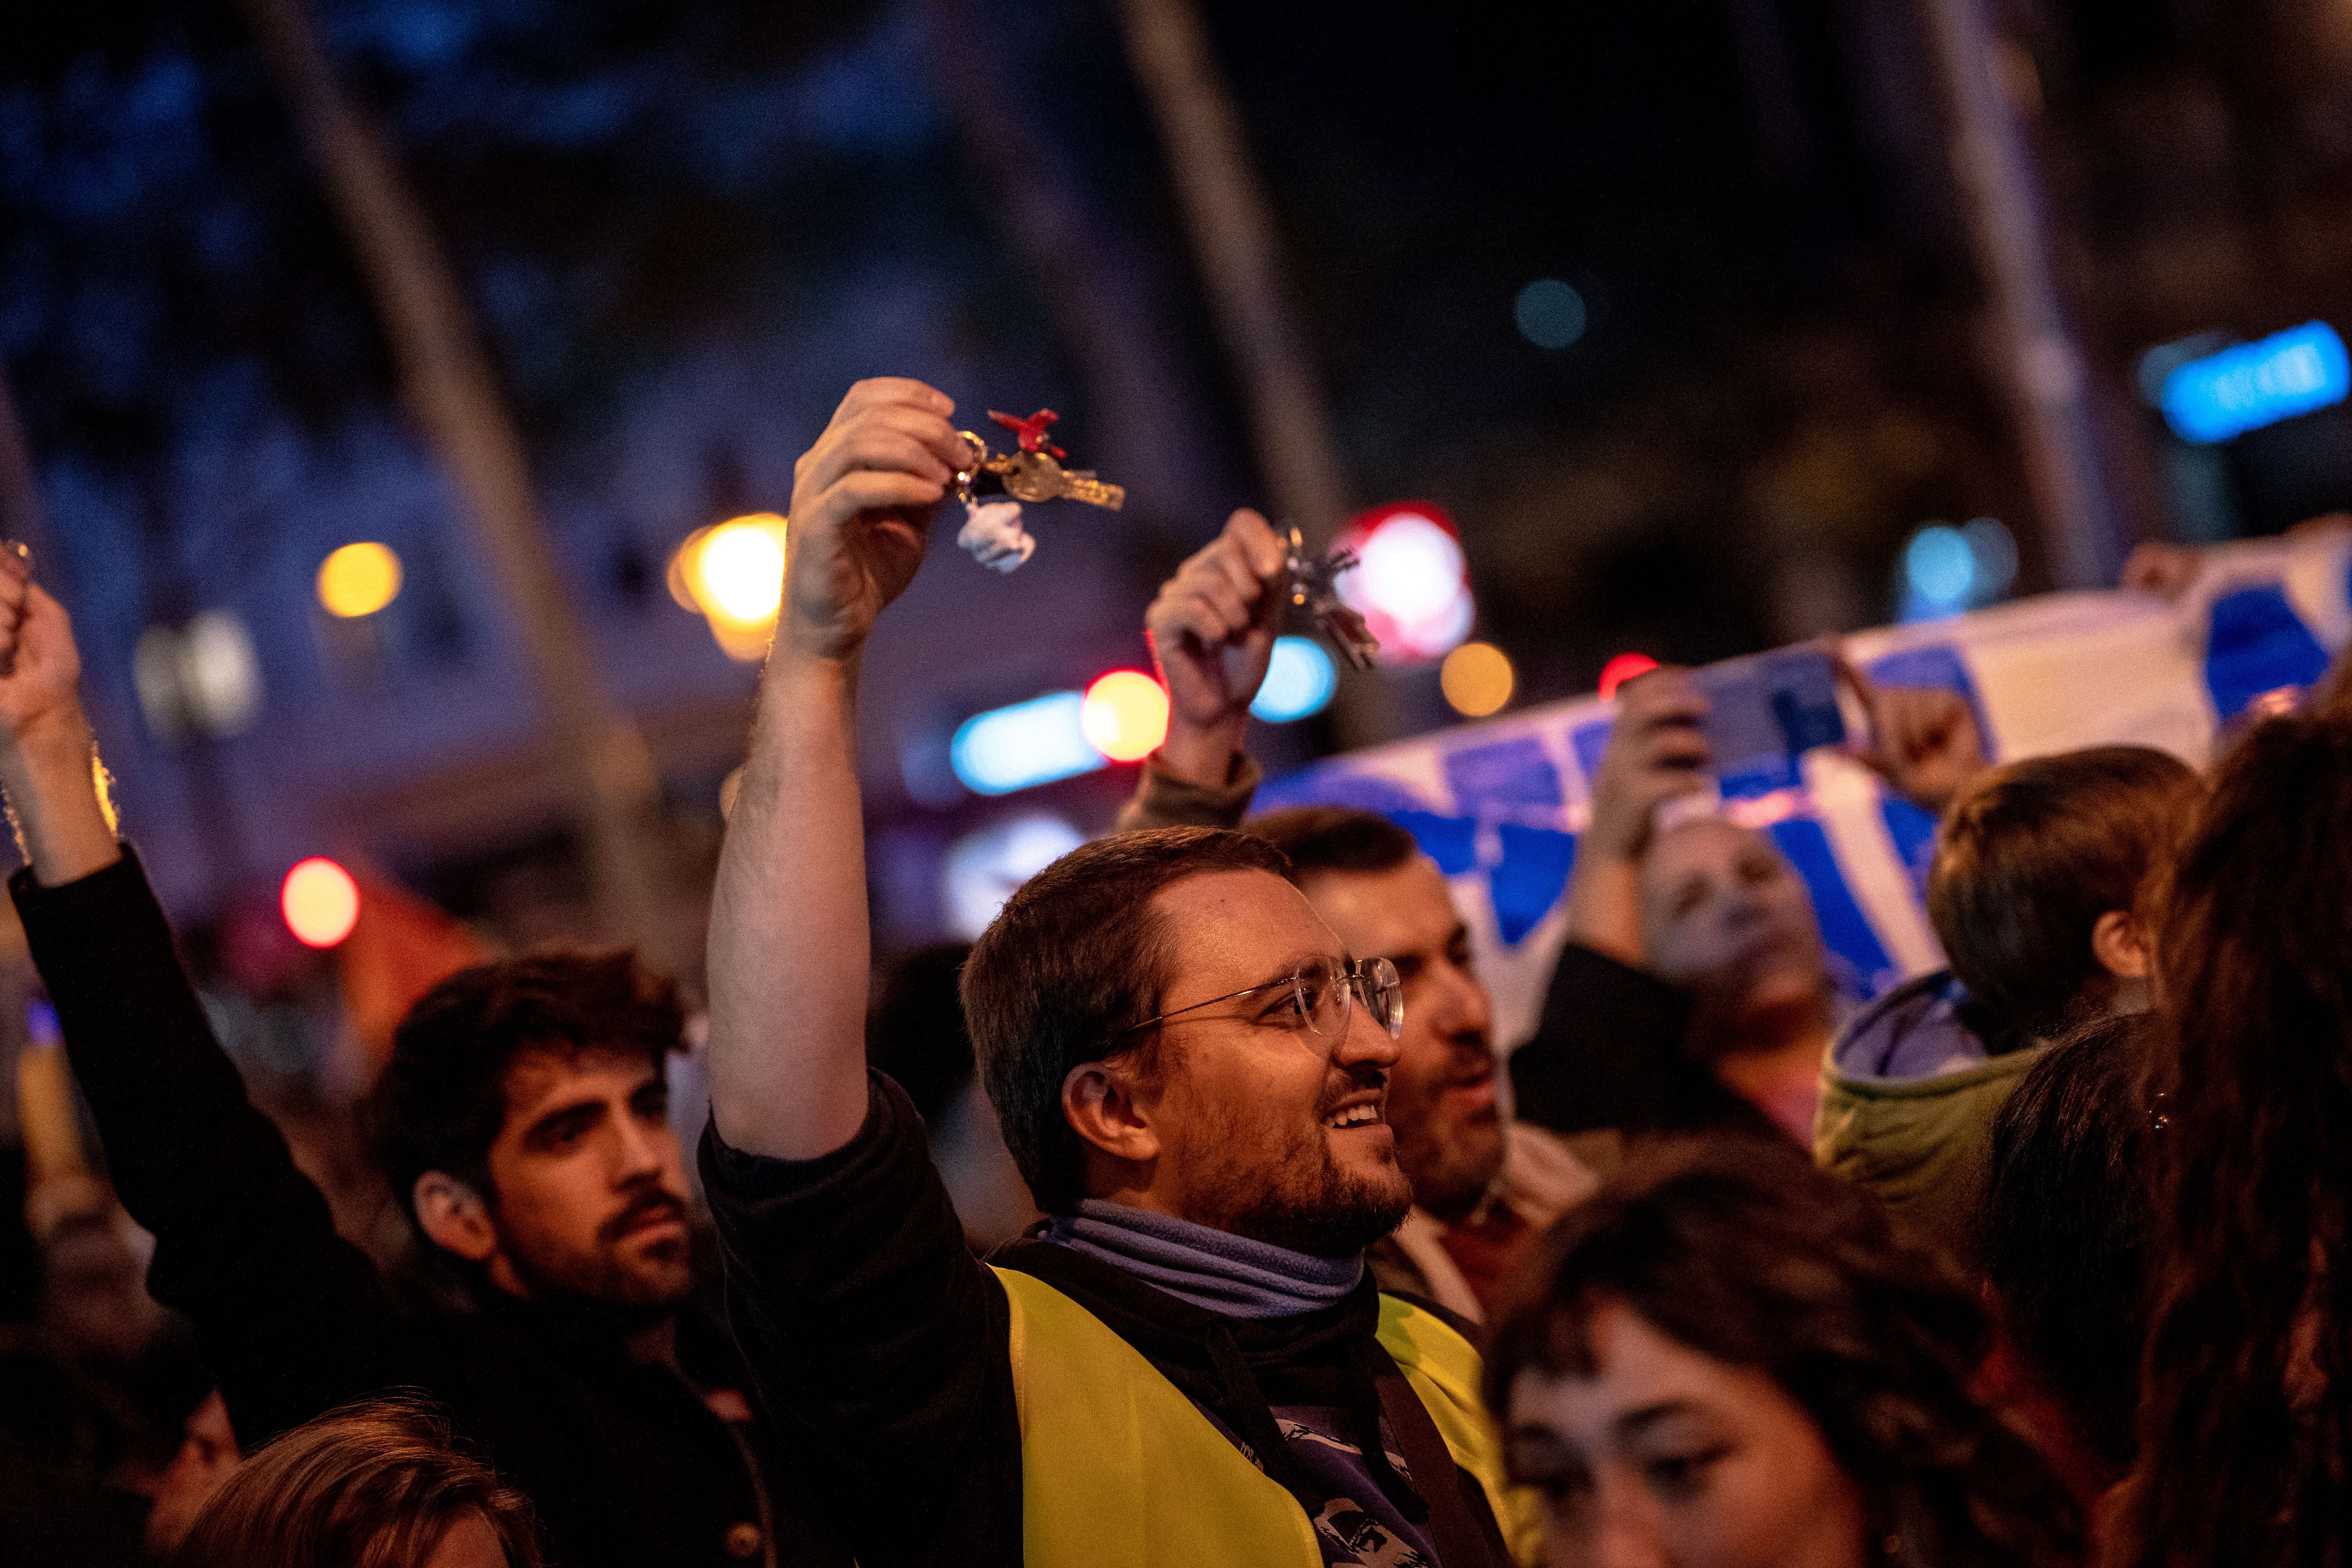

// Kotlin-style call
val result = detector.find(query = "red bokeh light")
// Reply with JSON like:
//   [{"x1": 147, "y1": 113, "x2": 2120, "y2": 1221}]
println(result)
[{"x1": 1597, "y1": 652, "x2": 1661, "y2": 701}]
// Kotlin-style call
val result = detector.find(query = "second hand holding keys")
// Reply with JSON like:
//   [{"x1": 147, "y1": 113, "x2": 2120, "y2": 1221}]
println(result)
[{"x1": 949, "y1": 404, "x2": 1379, "y2": 668}]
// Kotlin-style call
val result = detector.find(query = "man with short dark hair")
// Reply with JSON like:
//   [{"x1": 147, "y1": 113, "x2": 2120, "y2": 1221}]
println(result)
[
  {"x1": 700, "y1": 379, "x2": 1537, "y2": 1567},
  {"x1": 0, "y1": 565, "x2": 846, "y2": 1568}
]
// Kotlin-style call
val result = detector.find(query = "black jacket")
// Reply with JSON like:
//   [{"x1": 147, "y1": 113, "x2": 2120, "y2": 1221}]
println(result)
[
  {"x1": 701, "y1": 1072, "x2": 1512, "y2": 1568},
  {"x1": 11, "y1": 849, "x2": 848, "y2": 1568}
]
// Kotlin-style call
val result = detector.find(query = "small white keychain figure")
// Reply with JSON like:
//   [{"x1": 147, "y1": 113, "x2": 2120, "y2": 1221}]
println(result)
[
  {"x1": 957, "y1": 498, "x2": 1034, "y2": 573},
  {"x1": 947, "y1": 411, "x2": 1122, "y2": 573}
]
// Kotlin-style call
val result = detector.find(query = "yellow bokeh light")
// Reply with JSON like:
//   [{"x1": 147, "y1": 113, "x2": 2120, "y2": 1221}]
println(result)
[
  {"x1": 1441, "y1": 641, "x2": 1515, "y2": 718},
  {"x1": 1082, "y1": 671, "x2": 1170, "y2": 762},
  {"x1": 282, "y1": 857, "x2": 361, "y2": 948},
  {"x1": 667, "y1": 514, "x2": 789, "y2": 662},
  {"x1": 316, "y1": 542, "x2": 403, "y2": 619}
]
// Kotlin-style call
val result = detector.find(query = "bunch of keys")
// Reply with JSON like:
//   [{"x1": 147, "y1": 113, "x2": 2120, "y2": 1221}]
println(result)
[
  {"x1": 951, "y1": 408, "x2": 1125, "y2": 573},
  {"x1": 1283, "y1": 526, "x2": 1379, "y2": 669}
]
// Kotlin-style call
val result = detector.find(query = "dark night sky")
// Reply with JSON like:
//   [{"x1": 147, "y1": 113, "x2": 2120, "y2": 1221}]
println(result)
[{"x1": 2, "y1": 0, "x2": 2337, "y2": 925}]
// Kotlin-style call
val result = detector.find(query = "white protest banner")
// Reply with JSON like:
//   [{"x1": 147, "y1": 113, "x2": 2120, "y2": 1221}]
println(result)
[{"x1": 1258, "y1": 528, "x2": 2352, "y2": 1053}]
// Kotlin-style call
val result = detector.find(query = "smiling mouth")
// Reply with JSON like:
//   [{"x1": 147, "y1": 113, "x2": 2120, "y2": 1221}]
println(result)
[{"x1": 1324, "y1": 1102, "x2": 1385, "y2": 1130}]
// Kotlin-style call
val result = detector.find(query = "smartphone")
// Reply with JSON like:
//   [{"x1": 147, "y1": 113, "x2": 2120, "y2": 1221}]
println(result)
[{"x1": 1690, "y1": 645, "x2": 1846, "y2": 794}]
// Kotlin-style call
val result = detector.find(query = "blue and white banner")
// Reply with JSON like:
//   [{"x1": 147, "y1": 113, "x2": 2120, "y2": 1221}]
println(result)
[{"x1": 1259, "y1": 529, "x2": 2352, "y2": 1052}]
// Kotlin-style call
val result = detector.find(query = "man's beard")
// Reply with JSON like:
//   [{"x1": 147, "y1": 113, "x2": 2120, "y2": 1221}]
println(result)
[
  {"x1": 1388, "y1": 1035, "x2": 1507, "y2": 1225},
  {"x1": 1179, "y1": 1074, "x2": 1416, "y2": 1259},
  {"x1": 500, "y1": 1187, "x2": 694, "y2": 1324}
]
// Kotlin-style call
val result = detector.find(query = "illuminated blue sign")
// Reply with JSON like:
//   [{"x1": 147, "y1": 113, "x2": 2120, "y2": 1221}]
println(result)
[
  {"x1": 950, "y1": 691, "x2": 1104, "y2": 795},
  {"x1": 2161, "y1": 321, "x2": 2351, "y2": 444}
]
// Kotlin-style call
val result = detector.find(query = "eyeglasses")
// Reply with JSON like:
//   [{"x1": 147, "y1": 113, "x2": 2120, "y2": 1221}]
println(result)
[{"x1": 1117, "y1": 955, "x2": 1404, "y2": 1044}]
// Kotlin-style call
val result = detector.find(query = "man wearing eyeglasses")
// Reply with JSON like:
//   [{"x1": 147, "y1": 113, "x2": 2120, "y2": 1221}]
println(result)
[{"x1": 701, "y1": 379, "x2": 1539, "y2": 1568}]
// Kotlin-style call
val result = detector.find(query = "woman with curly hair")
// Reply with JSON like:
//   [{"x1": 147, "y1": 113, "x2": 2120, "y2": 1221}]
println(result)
[
  {"x1": 1486, "y1": 1135, "x2": 2080, "y2": 1568},
  {"x1": 170, "y1": 1394, "x2": 539, "y2": 1568},
  {"x1": 2123, "y1": 709, "x2": 2352, "y2": 1568}
]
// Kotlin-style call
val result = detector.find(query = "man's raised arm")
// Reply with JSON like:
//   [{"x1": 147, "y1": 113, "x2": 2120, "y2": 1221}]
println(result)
[
  {"x1": 705, "y1": 378, "x2": 968, "y2": 1160},
  {"x1": 0, "y1": 556, "x2": 122, "y2": 888}
]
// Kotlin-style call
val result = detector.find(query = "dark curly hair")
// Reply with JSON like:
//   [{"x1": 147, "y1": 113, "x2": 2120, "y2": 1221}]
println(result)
[
  {"x1": 365, "y1": 951, "x2": 682, "y2": 1238},
  {"x1": 171, "y1": 1394, "x2": 539, "y2": 1568},
  {"x1": 1486, "y1": 1136, "x2": 2081, "y2": 1568},
  {"x1": 2126, "y1": 711, "x2": 2352, "y2": 1568}
]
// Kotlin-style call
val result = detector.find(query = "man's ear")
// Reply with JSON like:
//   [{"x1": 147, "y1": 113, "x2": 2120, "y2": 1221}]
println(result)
[
  {"x1": 412, "y1": 1171, "x2": 500, "y2": 1263},
  {"x1": 1061, "y1": 1059, "x2": 1162, "y2": 1168},
  {"x1": 2091, "y1": 910, "x2": 2151, "y2": 980}
]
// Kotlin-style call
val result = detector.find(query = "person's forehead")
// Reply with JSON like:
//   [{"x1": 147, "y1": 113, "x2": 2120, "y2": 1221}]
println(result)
[
  {"x1": 1511, "y1": 1299, "x2": 1750, "y2": 1432},
  {"x1": 500, "y1": 1044, "x2": 661, "y2": 1116},
  {"x1": 1151, "y1": 868, "x2": 1343, "y2": 986},
  {"x1": 1298, "y1": 855, "x2": 1461, "y2": 957},
  {"x1": 1644, "y1": 817, "x2": 1773, "y2": 882}
]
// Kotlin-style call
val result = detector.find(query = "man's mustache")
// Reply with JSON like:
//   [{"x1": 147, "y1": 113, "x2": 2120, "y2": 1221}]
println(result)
[
  {"x1": 1315, "y1": 1063, "x2": 1389, "y2": 1119},
  {"x1": 600, "y1": 1188, "x2": 688, "y2": 1244}
]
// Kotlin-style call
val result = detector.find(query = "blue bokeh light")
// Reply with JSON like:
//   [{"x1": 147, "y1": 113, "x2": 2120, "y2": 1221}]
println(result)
[
  {"x1": 1514, "y1": 279, "x2": 1588, "y2": 349},
  {"x1": 1251, "y1": 636, "x2": 1338, "y2": 722},
  {"x1": 1904, "y1": 526, "x2": 1976, "y2": 614},
  {"x1": 2160, "y1": 321, "x2": 2350, "y2": 444},
  {"x1": 950, "y1": 691, "x2": 1104, "y2": 795}
]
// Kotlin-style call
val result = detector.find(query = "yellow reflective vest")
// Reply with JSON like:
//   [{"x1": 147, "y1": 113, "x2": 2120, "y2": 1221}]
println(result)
[{"x1": 993, "y1": 1266, "x2": 1543, "y2": 1567}]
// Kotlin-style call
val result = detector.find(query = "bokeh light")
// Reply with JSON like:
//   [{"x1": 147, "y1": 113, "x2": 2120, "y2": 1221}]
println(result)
[
  {"x1": 1598, "y1": 652, "x2": 1661, "y2": 701},
  {"x1": 668, "y1": 513, "x2": 791, "y2": 661},
  {"x1": 1440, "y1": 641, "x2": 1515, "y2": 717},
  {"x1": 1515, "y1": 279, "x2": 1589, "y2": 349},
  {"x1": 316, "y1": 542, "x2": 404, "y2": 619},
  {"x1": 281, "y1": 857, "x2": 361, "y2": 948},
  {"x1": 1439, "y1": 639, "x2": 1515, "y2": 719},
  {"x1": 943, "y1": 813, "x2": 1085, "y2": 939},
  {"x1": 951, "y1": 692, "x2": 1101, "y2": 795},
  {"x1": 1334, "y1": 505, "x2": 1476, "y2": 662},
  {"x1": 1251, "y1": 637, "x2": 1338, "y2": 722},
  {"x1": 1081, "y1": 671, "x2": 1171, "y2": 762},
  {"x1": 1904, "y1": 525, "x2": 1975, "y2": 610}
]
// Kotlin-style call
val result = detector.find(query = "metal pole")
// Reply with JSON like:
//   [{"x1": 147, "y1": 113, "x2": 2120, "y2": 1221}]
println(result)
[
  {"x1": 1918, "y1": 0, "x2": 2123, "y2": 589},
  {"x1": 1112, "y1": 0, "x2": 1354, "y2": 545},
  {"x1": 235, "y1": 0, "x2": 671, "y2": 962}
]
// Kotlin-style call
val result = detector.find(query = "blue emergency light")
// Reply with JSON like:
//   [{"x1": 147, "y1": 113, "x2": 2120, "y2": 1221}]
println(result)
[{"x1": 2161, "y1": 321, "x2": 2351, "y2": 445}]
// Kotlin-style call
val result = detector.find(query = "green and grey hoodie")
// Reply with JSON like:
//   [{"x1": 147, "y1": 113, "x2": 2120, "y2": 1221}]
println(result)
[{"x1": 1813, "y1": 969, "x2": 2046, "y2": 1272}]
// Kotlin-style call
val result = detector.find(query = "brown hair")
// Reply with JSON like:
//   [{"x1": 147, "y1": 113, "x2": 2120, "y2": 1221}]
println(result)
[
  {"x1": 1245, "y1": 806, "x2": 1419, "y2": 880},
  {"x1": 2127, "y1": 711, "x2": 2352, "y2": 1568},
  {"x1": 1983, "y1": 1013, "x2": 2157, "y2": 1478},
  {"x1": 962, "y1": 826, "x2": 1292, "y2": 1212},
  {"x1": 1927, "y1": 746, "x2": 2201, "y2": 1038},
  {"x1": 366, "y1": 951, "x2": 682, "y2": 1241},
  {"x1": 171, "y1": 1395, "x2": 539, "y2": 1568},
  {"x1": 1486, "y1": 1137, "x2": 2080, "y2": 1568}
]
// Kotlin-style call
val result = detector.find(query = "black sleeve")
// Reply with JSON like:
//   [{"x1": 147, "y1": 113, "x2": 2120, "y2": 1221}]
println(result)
[
  {"x1": 10, "y1": 849, "x2": 404, "y2": 1446},
  {"x1": 1508, "y1": 940, "x2": 1761, "y2": 1137},
  {"x1": 701, "y1": 1072, "x2": 1021, "y2": 1568}
]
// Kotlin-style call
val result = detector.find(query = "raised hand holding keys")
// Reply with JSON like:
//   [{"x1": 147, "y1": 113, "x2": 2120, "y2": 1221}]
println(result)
[{"x1": 782, "y1": 378, "x2": 967, "y2": 661}]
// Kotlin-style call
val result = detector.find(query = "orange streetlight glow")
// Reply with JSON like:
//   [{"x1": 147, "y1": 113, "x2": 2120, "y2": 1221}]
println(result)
[
  {"x1": 1441, "y1": 641, "x2": 1515, "y2": 717},
  {"x1": 668, "y1": 514, "x2": 790, "y2": 661},
  {"x1": 316, "y1": 543, "x2": 404, "y2": 619}
]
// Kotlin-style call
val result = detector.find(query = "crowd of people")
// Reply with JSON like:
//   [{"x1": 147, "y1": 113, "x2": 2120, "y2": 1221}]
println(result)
[{"x1": 1, "y1": 375, "x2": 2348, "y2": 1566}]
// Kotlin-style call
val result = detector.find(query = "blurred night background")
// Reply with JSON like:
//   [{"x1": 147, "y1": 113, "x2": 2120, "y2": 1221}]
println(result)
[{"x1": 5, "y1": 0, "x2": 2352, "y2": 1112}]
